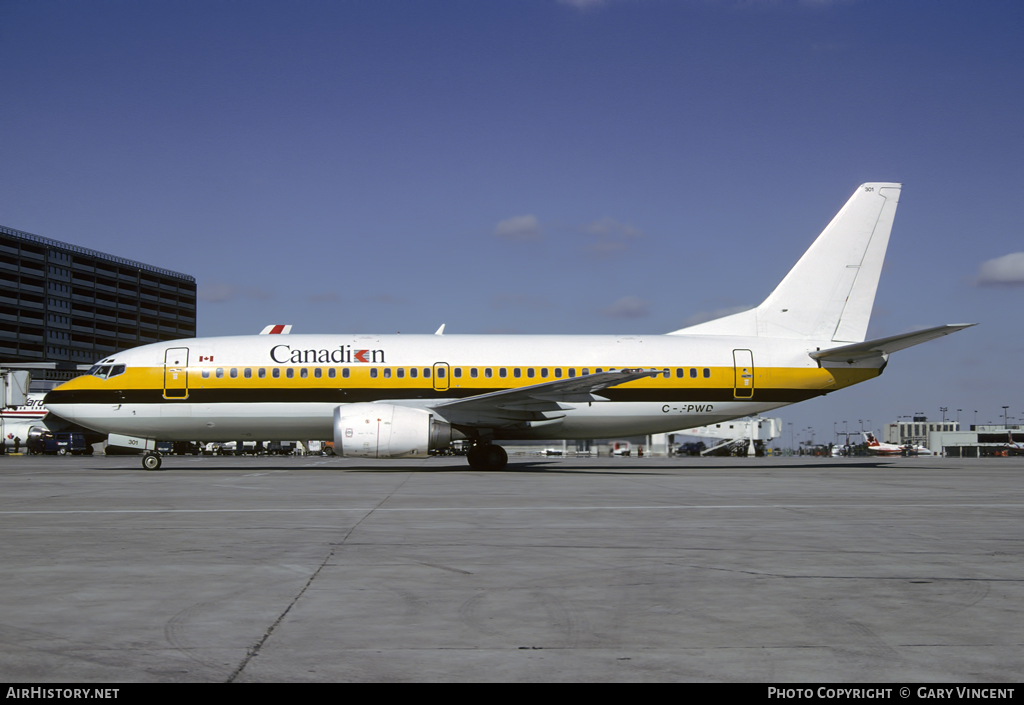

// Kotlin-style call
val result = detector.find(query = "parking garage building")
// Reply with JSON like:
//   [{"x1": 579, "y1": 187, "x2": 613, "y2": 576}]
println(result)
[{"x1": 1, "y1": 224, "x2": 196, "y2": 388}]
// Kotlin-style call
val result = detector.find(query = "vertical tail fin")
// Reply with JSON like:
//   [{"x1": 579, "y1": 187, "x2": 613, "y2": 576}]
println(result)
[{"x1": 670, "y1": 183, "x2": 901, "y2": 342}]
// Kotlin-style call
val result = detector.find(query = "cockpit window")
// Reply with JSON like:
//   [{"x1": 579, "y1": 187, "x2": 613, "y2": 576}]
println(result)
[{"x1": 87, "y1": 364, "x2": 126, "y2": 380}]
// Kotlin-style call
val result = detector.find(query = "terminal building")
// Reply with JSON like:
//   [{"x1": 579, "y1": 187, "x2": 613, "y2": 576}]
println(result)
[
  {"x1": 885, "y1": 415, "x2": 1023, "y2": 457},
  {"x1": 1, "y1": 224, "x2": 196, "y2": 388},
  {"x1": 885, "y1": 415, "x2": 960, "y2": 448}
]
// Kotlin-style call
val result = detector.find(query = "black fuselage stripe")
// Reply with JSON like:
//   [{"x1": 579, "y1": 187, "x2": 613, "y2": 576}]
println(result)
[{"x1": 45, "y1": 387, "x2": 824, "y2": 405}]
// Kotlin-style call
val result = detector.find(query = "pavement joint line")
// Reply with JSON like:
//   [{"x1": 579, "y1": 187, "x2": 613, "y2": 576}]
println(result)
[
  {"x1": 1, "y1": 502, "x2": 1024, "y2": 515},
  {"x1": 225, "y1": 472, "x2": 413, "y2": 683}
]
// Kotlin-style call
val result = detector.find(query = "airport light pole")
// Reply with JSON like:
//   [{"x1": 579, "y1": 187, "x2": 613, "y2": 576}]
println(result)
[
  {"x1": 940, "y1": 407, "x2": 947, "y2": 423},
  {"x1": 1003, "y1": 406, "x2": 1010, "y2": 428}
]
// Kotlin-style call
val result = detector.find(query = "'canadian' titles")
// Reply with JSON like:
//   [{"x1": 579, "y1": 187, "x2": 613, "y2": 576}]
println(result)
[{"x1": 270, "y1": 345, "x2": 385, "y2": 365}]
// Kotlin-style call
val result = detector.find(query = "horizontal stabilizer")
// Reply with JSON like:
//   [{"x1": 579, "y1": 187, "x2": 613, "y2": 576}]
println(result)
[{"x1": 810, "y1": 324, "x2": 975, "y2": 364}]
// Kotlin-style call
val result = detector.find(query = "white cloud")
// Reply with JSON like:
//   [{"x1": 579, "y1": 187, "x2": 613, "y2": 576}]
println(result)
[
  {"x1": 678, "y1": 305, "x2": 753, "y2": 328},
  {"x1": 494, "y1": 215, "x2": 541, "y2": 241},
  {"x1": 198, "y1": 282, "x2": 273, "y2": 303},
  {"x1": 363, "y1": 293, "x2": 408, "y2": 305},
  {"x1": 581, "y1": 217, "x2": 643, "y2": 257},
  {"x1": 307, "y1": 291, "x2": 340, "y2": 304},
  {"x1": 558, "y1": 0, "x2": 608, "y2": 9},
  {"x1": 976, "y1": 252, "x2": 1024, "y2": 287},
  {"x1": 490, "y1": 293, "x2": 555, "y2": 311},
  {"x1": 197, "y1": 282, "x2": 236, "y2": 303},
  {"x1": 582, "y1": 216, "x2": 642, "y2": 239},
  {"x1": 601, "y1": 296, "x2": 651, "y2": 319}
]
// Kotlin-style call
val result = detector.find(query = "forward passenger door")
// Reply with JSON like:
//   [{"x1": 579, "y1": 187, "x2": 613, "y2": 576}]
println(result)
[{"x1": 163, "y1": 347, "x2": 189, "y2": 399}]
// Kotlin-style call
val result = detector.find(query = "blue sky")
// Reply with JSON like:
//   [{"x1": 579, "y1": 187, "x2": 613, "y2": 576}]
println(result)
[{"x1": 2, "y1": 0, "x2": 1022, "y2": 441}]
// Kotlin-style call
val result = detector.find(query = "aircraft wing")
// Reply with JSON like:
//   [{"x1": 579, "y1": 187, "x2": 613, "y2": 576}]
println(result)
[
  {"x1": 810, "y1": 323, "x2": 975, "y2": 364},
  {"x1": 431, "y1": 368, "x2": 659, "y2": 427}
]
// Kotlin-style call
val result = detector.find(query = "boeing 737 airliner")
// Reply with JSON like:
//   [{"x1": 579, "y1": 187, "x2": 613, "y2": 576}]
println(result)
[{"x1": 44, "y1": 183, "x2": 972, "y2": 470}]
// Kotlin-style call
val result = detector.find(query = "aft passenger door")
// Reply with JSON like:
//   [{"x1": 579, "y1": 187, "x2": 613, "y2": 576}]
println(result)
[
  {"x1": 733, "y1": 349, "x2": 754, "y2": 399},
  {"x1": 163, "y1": 347, "x2": 189, "y2": 399}
]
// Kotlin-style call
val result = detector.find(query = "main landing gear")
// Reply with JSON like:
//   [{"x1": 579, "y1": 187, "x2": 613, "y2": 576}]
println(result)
[
  {"x1": 142, "y1": 452, "x2": 162, "y2": 471},
  {"x1": 466, "y1": 443, "x2": 508, "y2": 471}
]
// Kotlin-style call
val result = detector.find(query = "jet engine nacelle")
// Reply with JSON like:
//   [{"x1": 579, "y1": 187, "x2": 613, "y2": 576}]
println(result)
[{"x1": 333, "y1": 403, "x2": 451, "y2": 458}]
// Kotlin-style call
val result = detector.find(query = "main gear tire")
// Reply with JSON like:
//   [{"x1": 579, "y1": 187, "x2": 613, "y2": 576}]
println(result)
[{"x1": 466, "y1": 444, "x2": 508, "y2": 471}]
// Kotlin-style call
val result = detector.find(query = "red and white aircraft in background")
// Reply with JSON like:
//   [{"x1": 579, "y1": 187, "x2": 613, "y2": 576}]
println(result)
[
  {"x1": 1, "y1": 394, "x2": 50, "y2": 446},
  {"x1": 1003, "y1": 433, "x2": 1024, "y2": 454},
  {"x1": 863, "y1": 432, "x2": 934, "y2": 456}
]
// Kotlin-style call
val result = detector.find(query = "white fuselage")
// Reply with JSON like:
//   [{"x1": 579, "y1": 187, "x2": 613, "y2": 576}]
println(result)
[{"x1": 44, "y1": 332, "x2": 849, "y2": 444}]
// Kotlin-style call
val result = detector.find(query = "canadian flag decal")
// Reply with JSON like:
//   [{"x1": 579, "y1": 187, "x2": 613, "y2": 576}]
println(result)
[{"x1": 199, "y1": 356, "x2": 214, "y2": 362}]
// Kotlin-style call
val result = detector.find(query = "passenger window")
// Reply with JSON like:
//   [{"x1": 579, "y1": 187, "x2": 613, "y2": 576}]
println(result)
[
  {"x1": 216, "y1": 368, "x2": 224, "y2": 379},
  {"x1": 568, "y1": 369, "x2": 576, "y2": 378},
  {"x1": 485, "y1": 368, "x2": 492, "y2": 378},
  {"x1": 703, "y1": 368, "x2": 710, "y2": 378},
  {"x1": 410, "y1": 368, "x2": 418, "y2": 378},
  {"x1": 527, "y1": 368, "x2": 535, "y2": 378},
  {"x1": 663, "y1": 369, "x2": 670, "y2": 379},
  {"x1": 370, "y1": 369, "x2": 378, "y2": 378},
  {"x1": 499, "y1": 368, "x2": 507, "y2": 378},
  {"x1": 454, "y1": 368, "x2": 462, "y2": 378},
  {"x1": 437, "y1": 368, "x2": 445, "y2": 378},
  {"x1": 230, "y1": 368, "x2": 238, "y2": 379},
  {"x1": 383, "y1": 369, "x2": 391, "y2": 379},
  {"x1": 555, "y1": 368, "x2": 562, "y2": 378},
  {"x1": 286, "y1": 368, "x2": 294, "y2": 379},
  {"x1": 541, "y1": 368, "x2": 548, "y2": 378},
  {"x1": 582, "y1": 368, "x2": 589, "y2": 375},
  {"x1": 513, "y1": 368, "x2": 521, "y2": 378},
  {"x1": 397, "y1": 368, "x2": 405, "y2": 378},
  {"x1": 244, "y1": 368, "x2": 252, "y2": 379},
  {"x1": 272, "y1": 368, "x2": 280, "y2": 378},
  {"x1": 202, "y1": 370, "x2": 210, "y2": 379},
  {"x1": 328, "y1": 368, "x2": 336, "y2": 379},
  {"x1": 342, "y1": 368, "x2": 350, "y2": 378},
  {"x1": 314, "y1": 368, "x2": 322, "y2": 378},
  {"x1": 676, "y1": 368, "x2": 683, "y2": 378},
  {"x1": 300, "y1": 368, "x2": 308, "y2": 378},
  {"x1": 423, "y1": 368, "x2": 431, "y2": 378},
  {"x1": 259, "y1": 368, "x2": 266, "y2": 378},
  {"x1": 471, "y1": 368, "x2": 478, "y2": 378},
  {"x1": 690, "y1": 368, "x2": 697, "y2": 378},
  {"x1": 595, "y1": 368, "x2": 602, "y2": 374}
]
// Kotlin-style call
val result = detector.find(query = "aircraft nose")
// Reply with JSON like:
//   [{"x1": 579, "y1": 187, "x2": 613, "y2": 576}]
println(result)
[{"x1": 43, "y1": 392, "x2": 74, "y2": 421}]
